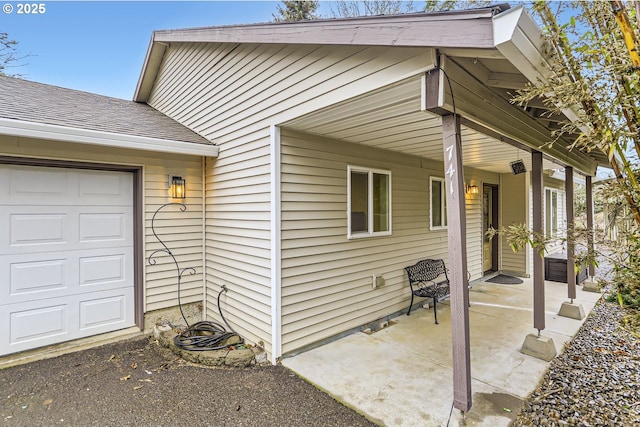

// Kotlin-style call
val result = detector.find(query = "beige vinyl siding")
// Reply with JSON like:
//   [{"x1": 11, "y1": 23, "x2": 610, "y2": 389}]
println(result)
[
  {"x1": 147, "y1": 42, "x2": 437, "y2": 357},
  {"x1": 148, "y1": 43, "x2": 436, "y2": 143},
  {"x1": 143, "y1": 162, "x2": 204, "y2": 312},
  {"x1": 203, "y1": 132, "x2": 273, "y2": 355},
  {"x1": 279, "y1": 129, "x2": 491, "y2": 354},
  {"x1": 543, "y1": 176, "x2": 567, "y2": 255},
  {"x1": 0, "y1": 135, "x2": 205, "y2": 315},
  {"x1": 500, "y1": 172, "x2": 529, "y2": 275}
]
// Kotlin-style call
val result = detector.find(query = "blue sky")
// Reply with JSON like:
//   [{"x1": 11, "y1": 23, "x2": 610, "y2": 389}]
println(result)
[{"x1": 1, "y1": 1, "x2": 321, "y2": 99}]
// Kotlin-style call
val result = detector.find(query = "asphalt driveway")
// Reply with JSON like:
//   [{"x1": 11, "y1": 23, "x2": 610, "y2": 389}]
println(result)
[{"x1": 0, "y1": 336, "x2": 377, "y2": 427}]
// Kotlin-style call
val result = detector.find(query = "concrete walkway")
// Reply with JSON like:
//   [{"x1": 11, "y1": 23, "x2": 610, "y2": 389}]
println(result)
[{"x1": 282, "y1": 278, "x2": 602, "y2": 427}]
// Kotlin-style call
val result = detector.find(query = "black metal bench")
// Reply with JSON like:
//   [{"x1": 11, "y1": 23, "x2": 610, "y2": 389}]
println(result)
[{"x1": 405, "y1": 258, "x2": 452, "y2": 324}]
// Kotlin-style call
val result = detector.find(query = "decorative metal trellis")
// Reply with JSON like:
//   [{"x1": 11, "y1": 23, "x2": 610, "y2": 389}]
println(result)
[
  {"x1": 147, "y1": 202, "x2": 243, "y2": 351},
  {"x1": 148, "y1": 202, "x2": 196, "y2": 327}
]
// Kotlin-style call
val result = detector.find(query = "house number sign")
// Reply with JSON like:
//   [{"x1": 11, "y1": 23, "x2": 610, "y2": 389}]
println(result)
[{"x1": 445, "y1": 144, "x2": 457, "y2": 197}]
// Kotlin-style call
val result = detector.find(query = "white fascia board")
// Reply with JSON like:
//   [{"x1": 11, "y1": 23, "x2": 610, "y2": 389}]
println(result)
[
  {"x1": 494, "y1": 7, "x2": 549, "y2": 83},
  {"x1": 493, "y1": 6, "x2": 583, "y2": 127},
  {"x1": 134, "y1": 34, "x2": 167, "y2": 102},
  {"x1": 0, "y1": 117, "x2": 219, "y2": 157}
]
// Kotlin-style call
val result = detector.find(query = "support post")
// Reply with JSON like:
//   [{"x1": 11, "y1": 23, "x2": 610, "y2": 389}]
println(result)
[
  {"x1": 531, "y1": 151, "x2": 545, "y2": 332},
  {"x1": 565, "y1": 167, "x2": 576, "y2": 301},
  {"x1": 583, "y1": 175, "x2": 600, "y2": 292},
  {"x1": 586, "y1": 175, "x2": 595, "y2": 278},
  {"x1": 558, "y1": 167, "x2": 585, "y2": 319},
  {"x1": 442, "y1": 114, "x2": 472, "y2": 413},
  {"x1": 522, "y1": 151, "x2": 557, "y2": 360}
]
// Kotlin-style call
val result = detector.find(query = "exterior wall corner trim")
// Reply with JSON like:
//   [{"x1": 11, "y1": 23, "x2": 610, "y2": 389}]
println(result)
[{"x1": 270, "y1": 124, "x2": 283, "y2": 364}]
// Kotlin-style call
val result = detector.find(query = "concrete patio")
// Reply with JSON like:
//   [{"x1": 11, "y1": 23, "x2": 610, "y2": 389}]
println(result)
[{"x1": 282, "y1": 277, "x2": 602, "y2": 427}]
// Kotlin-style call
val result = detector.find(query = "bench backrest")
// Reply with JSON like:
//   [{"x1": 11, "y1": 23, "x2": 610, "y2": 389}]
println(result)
[{"x1": 405, "y1": 259, "x2": 448, "y2": 283}]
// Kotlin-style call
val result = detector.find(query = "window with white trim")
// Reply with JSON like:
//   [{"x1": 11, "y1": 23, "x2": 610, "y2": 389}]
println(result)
[
  {"x1": 348, "y1": 166, "x2": 391, "y2": 238},
  {"x1": 545, "y1": 188, "x2": 559, "y2": 238},
  {"x1": 430, "y1": 177, "x2": 447, "y2": 230}
]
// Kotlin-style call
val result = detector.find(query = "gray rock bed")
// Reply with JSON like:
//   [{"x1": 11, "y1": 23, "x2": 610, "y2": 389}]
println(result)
[{"x1": 514, "y1": 298, "x2": 640, "y2": 427}]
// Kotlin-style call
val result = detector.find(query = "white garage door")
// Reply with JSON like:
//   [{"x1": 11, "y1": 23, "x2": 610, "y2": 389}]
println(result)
[{"x1": 0, "y1": 164, "x2": 135, "y2": 356}]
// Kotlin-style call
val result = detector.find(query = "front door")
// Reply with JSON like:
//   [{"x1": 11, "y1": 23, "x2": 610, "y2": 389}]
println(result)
[{"x1": 482, "y1": 185, "x2": 498, "y2": 273}]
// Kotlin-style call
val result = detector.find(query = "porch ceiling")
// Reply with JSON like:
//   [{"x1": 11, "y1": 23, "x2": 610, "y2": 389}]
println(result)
[{"x1": 282, "y1": 72, "x2": 561, "y2": 175}]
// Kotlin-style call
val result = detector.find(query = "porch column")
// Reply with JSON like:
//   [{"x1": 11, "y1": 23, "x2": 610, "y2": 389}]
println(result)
[
  {"x1": 565, "y1": 166, "x2": 576, "y2": 300},
  {"x1": 558, "y1": 167, "x2": 585, "y2": 319},
  {"x1": 520, "y1": 151, "x2": 557, "y2": 361},
  {"x1": 531, "y1": 151, "x2": 545, "y2": 332},
  {"x1": 586, "y1": 175, "x2": 596, "y2": 278},
  {"x1": 583, "y1": 175, "x2": 600, "y2": 292},
  {"x1": 441, "y1": 114, "x2": 472, "y2": 413}
]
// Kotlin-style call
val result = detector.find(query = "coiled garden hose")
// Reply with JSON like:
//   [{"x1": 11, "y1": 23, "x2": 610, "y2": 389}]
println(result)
[{"x1": 173, "y1": 285, "x2": 244, "y2": 351}]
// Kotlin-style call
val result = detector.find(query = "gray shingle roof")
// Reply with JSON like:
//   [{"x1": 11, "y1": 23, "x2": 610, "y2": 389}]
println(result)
[{"x1": 0, "y1": 75, "x2": 211, "y2": 145}]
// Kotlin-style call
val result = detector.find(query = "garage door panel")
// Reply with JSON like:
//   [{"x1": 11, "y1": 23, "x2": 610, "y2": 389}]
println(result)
[
  {"x1": 9, "y1": 304, "x2": 68, "y2": 344},
  {"x1": 1, "y1": 166, "x2": 133, "y2": 206},
  {"x1": 79, "y1": 295, "x2": 128, "y2": 330},
  {"x1": 2, "y1": 254, "x2": 74, "y2": 304},
  {"x1": 79, "y1": 212, "x2": 127, "y2": 242},
  {"x1": 0, "y1": 206, "x2": 133, "y2": 256},
  {"x1": 1, "y1": 247, "x2": 133, "y2": 305},
  {"x1": 78, "y1": 172, "x2": 133, "y2": 205},
  {"x1": 10, "y1": 213, "x2": 67, "y2": 246},
  {"x1": 0, "y1": 207, "x2": 74, "y2": 255},
  {"x1": 2, "y1": 287, "x2": 134, "y2": 354},
  {"x1": 75, "y1": 207, "x2": 133, "y2": 249},
  {"x1": 79, "y1": 252, "x2": 128, "y2": 287},
  {"x1": 10, "y1": 168, "x2": 69, "y2": 200},
  {"x1": 9, "y1": 258, "x2": 68, "y2": 296}
]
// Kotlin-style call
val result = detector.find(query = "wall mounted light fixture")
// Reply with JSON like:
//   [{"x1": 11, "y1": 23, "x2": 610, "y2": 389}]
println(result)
[
  {"x1": 170, "y1": 176, "x2": 186, "y2": 199},
  {"x1": 465, "y1": 183, "x2": 479, "y2": 195}
]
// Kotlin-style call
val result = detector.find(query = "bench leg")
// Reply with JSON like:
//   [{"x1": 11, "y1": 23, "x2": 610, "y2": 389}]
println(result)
[
  {"x1": 407, "y1": 292, "x2": 415, "y2": 316},
  {"x1": 433, "y1": 297, "x2": 438, "y2": 324}
]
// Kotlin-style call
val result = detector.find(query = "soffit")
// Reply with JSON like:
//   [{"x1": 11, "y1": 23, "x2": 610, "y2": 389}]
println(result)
[{"x1": 282, "y1": 73, "x2": 563, "y2": 175}]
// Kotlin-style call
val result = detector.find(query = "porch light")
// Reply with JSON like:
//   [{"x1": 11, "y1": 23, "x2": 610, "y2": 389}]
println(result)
[
  {"x1": 465, "y1": 184, "x2": 479, "y2": 195},
  {"x1": 170, "y1": 176, "x2": 186, "y2": 199}
]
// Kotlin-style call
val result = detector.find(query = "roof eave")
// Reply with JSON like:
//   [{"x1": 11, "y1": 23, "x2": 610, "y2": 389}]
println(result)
[
  {"x1": 152, "y1": 10, "x2": 497, "y2": 46},
  {"x1": 134, "y1": 10, "x2": 499, "y2": 102},
  {"x1": 0, "y1": 117, "x2": 219, "y2": 157},
  {"x1": 134, "y1": 32, "x2": 167, "y2": 103},
  {"x1": 493, "y1": 6, "x2": 606, "y2": 171}
]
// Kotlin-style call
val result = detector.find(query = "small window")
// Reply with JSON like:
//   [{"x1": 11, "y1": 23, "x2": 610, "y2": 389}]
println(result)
[
  {"x1": 348, "y1": 166, "x2": 391, "y2": 238},
  {"x1": 545, "y1": 188, "x2": 559, "y2": 238},
  {"x1": 430, "y1": 177, "x2": 447, "y2": 230}
]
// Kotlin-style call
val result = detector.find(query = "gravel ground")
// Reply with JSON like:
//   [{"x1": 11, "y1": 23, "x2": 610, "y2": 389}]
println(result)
[
  {"x1": 514, "y1": 298, "x2": 640, "y2": 427},
  {"x1": 0, "y1": 337, "x2": 376, "y2": 427}
]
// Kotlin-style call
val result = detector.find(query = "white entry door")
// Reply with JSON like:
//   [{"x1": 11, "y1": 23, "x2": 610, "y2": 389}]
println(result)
[{"x1": 0, "y1": 164, "x2": 135, "y2": 356}]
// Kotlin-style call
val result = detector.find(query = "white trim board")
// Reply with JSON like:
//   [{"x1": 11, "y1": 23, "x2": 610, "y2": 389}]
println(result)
[
  {"x1": 0, "y1": 117, "x2": 219, "y2": 157},
  {"x1": 269, "y1": 124, "x2": 283, "y2": 364}
]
